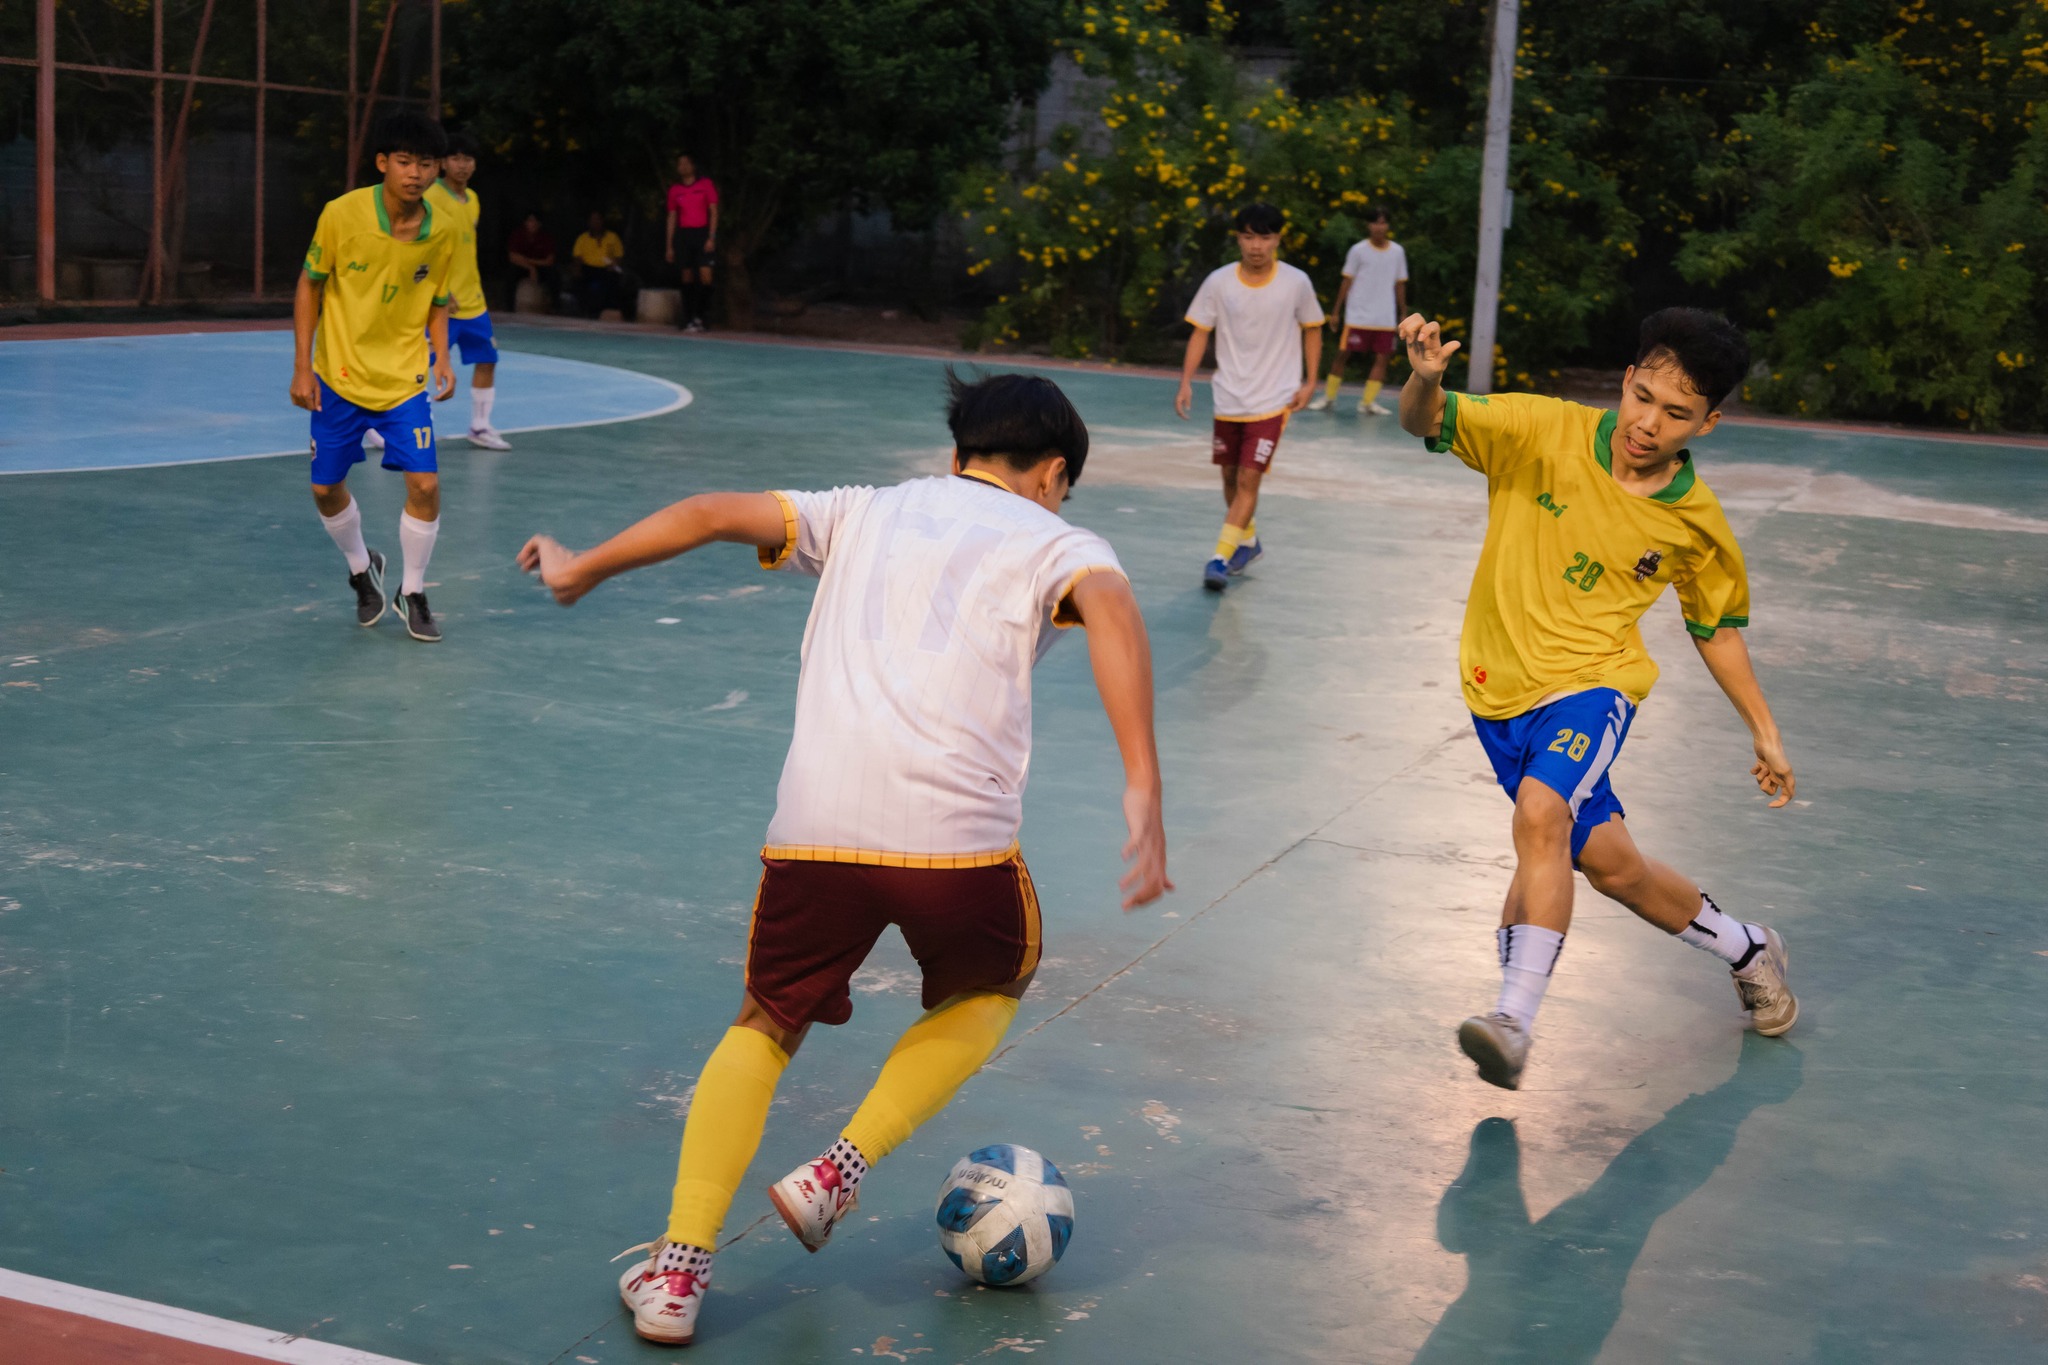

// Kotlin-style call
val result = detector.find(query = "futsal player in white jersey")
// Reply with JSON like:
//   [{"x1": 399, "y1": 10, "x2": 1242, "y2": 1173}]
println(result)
[
  {"x1": 1309, "y1": 204, "x2": 1408, "y2": 415},
  {"x1": 1174, "y1": 202, "x2": 1325, "y2": 592},
  {"x1": 519, "y1": 370, "x2": 1172, "y2": 1347}
]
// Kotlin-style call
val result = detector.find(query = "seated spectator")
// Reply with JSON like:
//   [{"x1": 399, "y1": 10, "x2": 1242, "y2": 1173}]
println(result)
[
  {"x1": 571, "y1": 211, "x2": 629, "y2": 317},
  {"x1": 508, "y1": 212, "x2": 558, "y2": 296}
]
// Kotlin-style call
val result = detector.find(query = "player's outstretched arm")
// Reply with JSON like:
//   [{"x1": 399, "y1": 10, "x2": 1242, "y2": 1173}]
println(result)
[
  {"x1": 1396, "y1": 312, "x2": 1459, "y2": 439},
  {"x1": 1692, "y1": 627, "x2": 1797, "y2": 808},
  {"x1": 289, "y1": 271, "x2": 322, "y2": 412},
  {"x1": 1067, "y1": 572, "x2": 1173, "y2": 909},
  {"x1": 519, "y1": 492, "x2": 789, "y2": 606}
]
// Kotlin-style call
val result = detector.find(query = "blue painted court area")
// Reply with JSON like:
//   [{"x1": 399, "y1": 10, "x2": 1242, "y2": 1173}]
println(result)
[
  {"x1": 1, "y1": 327, "x2": 2046, "y2": 1363},
  {"x1": 0, "y1": 328, "x2": 688, "y2": 475}
]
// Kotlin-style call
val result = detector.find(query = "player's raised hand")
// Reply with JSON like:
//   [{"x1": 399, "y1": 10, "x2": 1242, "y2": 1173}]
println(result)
[
  {"x1": 1118, "y1": 783, "x2": 1173, "y2": 910},
  {"x1": 1751, "y1": 733, "x2": 1797, "y2": 808},
  {"x1": 1398, "y1": 313, "x2": 1460, "y2": 385},
  {"x1": 518, "y1": 534, "x2": 590, "y2": 605}
]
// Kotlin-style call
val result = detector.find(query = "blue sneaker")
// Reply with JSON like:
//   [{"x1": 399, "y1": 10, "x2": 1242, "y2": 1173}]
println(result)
[
  {"x1": 1202, "y1": 557, "x2": 1230, "y2": 591},
  {"x1": 1226, "y1": 537, "x2": 1263, "y2": 575}
]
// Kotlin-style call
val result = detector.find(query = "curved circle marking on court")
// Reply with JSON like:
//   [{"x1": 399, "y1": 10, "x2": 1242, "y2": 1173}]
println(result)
[{"x1": 0, "y1": 330, "x2": 691, "y2": 476}]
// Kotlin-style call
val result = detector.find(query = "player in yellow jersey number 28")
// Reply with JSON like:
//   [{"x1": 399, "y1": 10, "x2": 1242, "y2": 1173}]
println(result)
[{"x1": 1397, "y1": 307, "x2": 1801, "y2": 1091}]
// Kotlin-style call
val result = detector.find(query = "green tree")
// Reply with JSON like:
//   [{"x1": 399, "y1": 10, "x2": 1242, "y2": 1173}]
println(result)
[
  {"x1": 1680, "y1": 8, "x2": 2048, "y2": 430},
  {"x1": 962, "y1": 0, "x2": 1634, "y2": 381},
  {"x1": 447, "y1": 0, "x2": 1059, "y2": 325}
]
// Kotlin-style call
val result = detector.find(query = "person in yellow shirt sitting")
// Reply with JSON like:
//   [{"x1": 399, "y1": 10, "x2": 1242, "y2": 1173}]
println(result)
[
  {"x1": 572, "y1": 210, "x2": 628, "y2": 318},
  {"x1": 1397, "y1": 307, "x2": 1801, "y2": 1090}
]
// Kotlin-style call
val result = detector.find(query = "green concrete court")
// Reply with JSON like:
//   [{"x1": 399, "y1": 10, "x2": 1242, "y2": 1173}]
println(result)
[{"x1": 2, "y1": 323, "x2": 2046, "y2": 1363}]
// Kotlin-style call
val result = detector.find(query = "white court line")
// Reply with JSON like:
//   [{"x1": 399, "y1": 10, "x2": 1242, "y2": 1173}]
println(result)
[
  {"x1": 0, "y1": 351, "x2": 692, "y2": 477},
  {"x1": 0, "y1": 1266, "x2": 425, "y2": 1364}
]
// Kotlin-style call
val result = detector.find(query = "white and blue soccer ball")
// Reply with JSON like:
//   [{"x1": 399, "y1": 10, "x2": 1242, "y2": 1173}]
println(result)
[{"x1": 933, "y1": 1143, "x2": 1074, "y2": 1287}]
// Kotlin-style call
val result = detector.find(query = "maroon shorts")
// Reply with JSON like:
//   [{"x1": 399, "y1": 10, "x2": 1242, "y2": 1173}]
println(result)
[
  {"x1": 1342, "y1": 326, "x2": 1397, "y2": 355},
  {"x1": 745, "y1": 853, "x2": 1043, "y2": 1032},
  {"x1": 1211, "y1": 413, "x2": 1287, "y2": 470}
]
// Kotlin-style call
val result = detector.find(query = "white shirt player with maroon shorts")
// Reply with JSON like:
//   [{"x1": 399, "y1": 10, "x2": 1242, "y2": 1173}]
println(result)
[
  {"x1": 1185, "y1": 261, "x2": 1324, "y2": 469},
  {"x1": 1339, "y1": 238, "x2": 1408, "y2": 353},
  {"x1": 742, "y1": 471, "x2": 1126, "y2": 1033}
]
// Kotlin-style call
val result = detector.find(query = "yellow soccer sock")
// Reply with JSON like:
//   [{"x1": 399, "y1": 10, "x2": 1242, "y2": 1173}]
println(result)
[
  {"x1": 1323, "y1": 374, "x2": 1341, "y2": 401},
  {"x1": 665, "y1": 1025, "x2": 790, "y2": 1248},
  {"x1": 1244, "y1": 518, "x2": 1257, "y2": 544},
  {"x1": 1362, "y1": 379, "x2": 1384, "y2": 407},
  {"x1": 841, "y1": 993, "x2": 1020, "y2": 1163},
  {"x1": 1212, "y1": 522, "x2": 1242, "y2": 561}
]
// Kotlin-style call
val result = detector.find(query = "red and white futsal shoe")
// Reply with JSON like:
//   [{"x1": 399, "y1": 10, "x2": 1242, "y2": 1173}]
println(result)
[
  {"x1": 615, "y1": 1241, "x2": 710, "y2": 1345},
  {"x1": 767, "y1": 1155, "x2": 860, "y2": 1252}
]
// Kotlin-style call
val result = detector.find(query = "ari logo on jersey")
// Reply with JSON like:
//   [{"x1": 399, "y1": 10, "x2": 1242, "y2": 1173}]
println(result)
[{"x1": 1535, "y1": 492, "x2": 1567, "y2": 518}]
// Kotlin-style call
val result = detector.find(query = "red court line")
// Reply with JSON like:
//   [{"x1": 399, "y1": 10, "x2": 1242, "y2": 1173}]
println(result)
[
  {"x1": 0, "y1": 1295, "x2": 291, "y2": 1365},
  {"x1": 0, "y1": 1268, "x2": 422, "y2": 1365}
]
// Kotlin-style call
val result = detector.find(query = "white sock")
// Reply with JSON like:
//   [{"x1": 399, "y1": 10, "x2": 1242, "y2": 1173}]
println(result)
[
  {"x1": 824, "y1": 1136, "x2": 870, "y2": 1196},
  {"x1": 399, "y1": 511, "x2": 439, "y2": 595},
  {"x1": 320, "y1": 500, "x2": 371, "y2": 575},
  {"x1": 1495, "y1": 924, "x2": 1566, "y2": 1028},
  {"x1": 471, "y1": 386, "x2": 495, "y2": 431},
  {"x1": 654, "y1": 1241, "x2": 713, "y2": 1280},
  {"x1": 1679, "y1": 894, "x2": 1765, "y2": 971},
  {"x1": 363, "y1": 428, "x2": 384, "y2": 449}
]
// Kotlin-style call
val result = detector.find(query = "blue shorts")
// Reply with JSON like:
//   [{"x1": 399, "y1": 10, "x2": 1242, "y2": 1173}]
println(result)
[
  {"x1": 1472, "y1": 688, "x2": 1635, "y2": 865},
  {"x1": 440, "y1": 311, "x2": 498, "y2": 366},
  {"x1": 307, "y1": 378, "x2": 438, "y2": 485}
]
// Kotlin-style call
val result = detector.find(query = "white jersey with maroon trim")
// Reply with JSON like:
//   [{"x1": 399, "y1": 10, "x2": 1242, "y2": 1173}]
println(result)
[{"x1": 757, "y1": 472, "x2": 1124, "y2": 863}]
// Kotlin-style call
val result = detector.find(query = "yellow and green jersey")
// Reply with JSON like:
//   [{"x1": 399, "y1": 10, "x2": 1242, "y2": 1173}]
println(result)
[
  {"x1": 302, "y1": 186, "x2": 455, "y2": 412},
  {"x1": 424, "y1": 178, "x2": 486, "y2": 320},
  {"x1": 1429, "y1": 391, "x2": 1750, "y2": 720}
]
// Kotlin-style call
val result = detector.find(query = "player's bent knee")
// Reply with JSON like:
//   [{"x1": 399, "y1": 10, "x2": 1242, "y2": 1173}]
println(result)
[{"x1": 733, "y1": 993, "x2": 808, "y2": 1057}]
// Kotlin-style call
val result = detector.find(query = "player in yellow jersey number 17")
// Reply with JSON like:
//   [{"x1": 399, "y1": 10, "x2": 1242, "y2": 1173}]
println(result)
[
  {"x1": 291, "y1": 112, "x2": 458, "y2": 643},
  {"x1": 1397, "y1": 307, "x2": 1801, "y2": 1091}
]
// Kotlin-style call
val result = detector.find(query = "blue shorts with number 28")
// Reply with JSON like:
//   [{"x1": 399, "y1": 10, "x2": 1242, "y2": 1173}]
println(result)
[
  {"x1": 308, "y1": 377, "x2": 437, "y2": 484},
  {"x1": 1472, "y1": 687, "x2": 1635, "y2": 865}
]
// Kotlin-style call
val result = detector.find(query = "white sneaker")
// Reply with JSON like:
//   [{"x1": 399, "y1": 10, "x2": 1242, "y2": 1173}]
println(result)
[
  {"x1": 1360, "y1": 400, "x2": 1390, "y2": 416},
  {"x1": 1734, "y1": 926, "x2": 1798, "y2": 1036},
  {"x1": 362, "y1": 428, "x2": 385, "y2": 451},
  {"x1": 1306, "y1": 392, "x2": 1334, "y2": 411},
  {"x1": 1458, "y1": 1011, "x2": 1532, "y2": 1090},
  {"x1": 615, "y1": 1242, "x2": 709, "y2": 1345},
  {"x1": 766, "y1": 1155, "x2": 859, "y2": 1253},
  {"x1": 466, "y1": 426, "x2": 512, "y2": 451}
]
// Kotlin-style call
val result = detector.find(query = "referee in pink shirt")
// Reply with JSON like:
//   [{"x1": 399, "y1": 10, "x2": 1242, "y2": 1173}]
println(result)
[{"x1": 664, "y1": 154, "x2": 720, "y2": 332}]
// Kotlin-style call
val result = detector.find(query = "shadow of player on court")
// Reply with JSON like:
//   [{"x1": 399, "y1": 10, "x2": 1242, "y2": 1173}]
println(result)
[{"x1": 1413, "y1": 1033, "x2": 1804, "y2": 1364}]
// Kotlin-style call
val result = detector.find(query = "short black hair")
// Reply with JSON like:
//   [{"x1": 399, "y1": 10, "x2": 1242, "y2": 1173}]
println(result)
[
  {"x1": 444, "y1": 130, "x2": 479, "y2": 159},
  {"x1": 1635, "y1": 308, "x2": 1750, "y2": 408},
  {"x1": 945, "y1": 368, "x2": 1089, "y2": 486},
  {"x1": 1364, "y1": 204, "x2": 1391, "y2": 224},
  {"x1": 373, "y1": 111, "x2": 446, "y2": 160},
  {"x1": 1233, "y1": 202, "x2": 1285, "y2": 235}
]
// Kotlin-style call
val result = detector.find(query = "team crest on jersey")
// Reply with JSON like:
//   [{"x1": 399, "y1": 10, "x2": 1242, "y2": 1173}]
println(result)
[
  {"x1": 412, "y1": 264, "x2": 430, "y2": 283},
  {"x1": 1632, "y1": 548, "x2": 1663, "y2": 581}
]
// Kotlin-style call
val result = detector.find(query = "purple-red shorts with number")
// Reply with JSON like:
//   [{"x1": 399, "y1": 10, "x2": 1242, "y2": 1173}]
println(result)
[
  {"x1": 1211, "y1": 414, "x2": 1287, "y2": 470},
  {"x1": 744, "y1": 853, "x2": 1043, "y2": 1032},
  {"x1": 1343, "y1": 326, "x2": 1397, "y2": 355}
]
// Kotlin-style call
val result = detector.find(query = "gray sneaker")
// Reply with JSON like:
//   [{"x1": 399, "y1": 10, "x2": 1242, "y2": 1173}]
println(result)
[
  {"x1": 1733, "y1": 926, "x2": 1798, "y2": 1036},
  {"x1": 348, "y1": 549, "x2": 387, "y2": 627},
  {"x1": 394, "y1": 590, "x2": 441, "y2": 643},
  {"x1": 1458, "y1": 1011, "x2": 1531, "y2": 1090}
]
